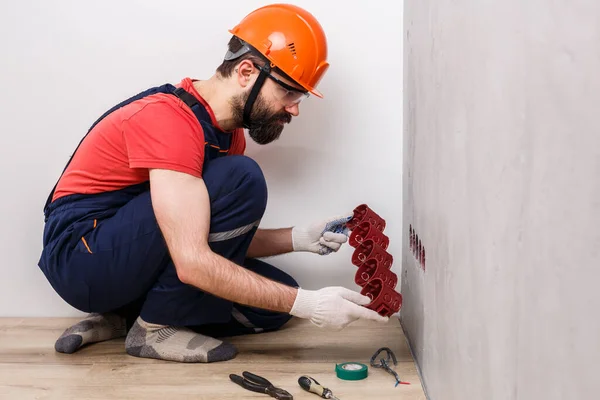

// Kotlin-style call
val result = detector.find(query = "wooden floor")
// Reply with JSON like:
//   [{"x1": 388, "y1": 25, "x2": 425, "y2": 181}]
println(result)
[{"x1": 0, "y1": 316, "x2": 425, "y2": 400}]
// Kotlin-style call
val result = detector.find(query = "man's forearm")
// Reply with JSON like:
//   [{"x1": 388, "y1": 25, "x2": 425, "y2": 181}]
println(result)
[
  {"x1": 178, "y1": 249, "x2": 297, "y2": 313},
  {"x1": 247, "y1": 228, "x2": 294, "y2": 258}
]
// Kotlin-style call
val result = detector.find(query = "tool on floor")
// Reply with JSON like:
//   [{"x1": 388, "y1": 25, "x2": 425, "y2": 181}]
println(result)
[
  {"x1": 370, "y1": 347, "x2": 410, "y2": 386},
  {"x1": 230, "y1": 371, "x2": 293, "y2": 399},
  {"x1": 335, "y1": 362, "x2": 368, "y2": 380},
  {"x1": 298, "y1": 375, "x2": 341, "y2": 400}
]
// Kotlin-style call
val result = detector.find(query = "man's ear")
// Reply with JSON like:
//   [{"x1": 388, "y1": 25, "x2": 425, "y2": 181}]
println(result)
[{"x1": 236, "y1": 60, "x2": 256, "y2": 89}]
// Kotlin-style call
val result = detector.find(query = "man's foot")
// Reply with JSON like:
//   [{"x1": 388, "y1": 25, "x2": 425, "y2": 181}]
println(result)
[
  {"x1": 125, "y1": 317, "x2": 238, "y2": 363},
  {"x1": 55, "y1": 312, "x2": 127, "y2": 354}
]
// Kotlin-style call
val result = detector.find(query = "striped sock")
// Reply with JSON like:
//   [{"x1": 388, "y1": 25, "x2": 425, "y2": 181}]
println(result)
[
  {"x1": 125, "y1": 317, "x2": 238, "y2": 363},
  {"x1": 55, "y1": 313, "x2": 127, "y2": 354}
]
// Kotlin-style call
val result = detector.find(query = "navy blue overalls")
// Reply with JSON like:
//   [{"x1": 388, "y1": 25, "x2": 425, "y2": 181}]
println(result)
[{"x1": 38, "y1": 84, "x2": 297, "y2": 336}]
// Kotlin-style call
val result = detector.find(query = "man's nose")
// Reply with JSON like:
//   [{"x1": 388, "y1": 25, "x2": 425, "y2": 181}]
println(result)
[{"x1": 285, "y1": 103, "x2": 300, "y2": 117}]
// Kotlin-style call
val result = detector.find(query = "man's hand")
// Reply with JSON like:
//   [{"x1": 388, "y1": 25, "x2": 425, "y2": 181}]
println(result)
[
  {"x1": 291, "y1": 213, "x2": 352, "y2": 255},
  {"x1": 289, "y1": 287, "x2": 389, "y2": 330}
]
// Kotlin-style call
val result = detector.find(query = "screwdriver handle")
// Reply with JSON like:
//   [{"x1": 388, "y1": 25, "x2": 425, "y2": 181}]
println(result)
[{"x1": 298, "y1": 376, "x2": 334, "y2": 399}]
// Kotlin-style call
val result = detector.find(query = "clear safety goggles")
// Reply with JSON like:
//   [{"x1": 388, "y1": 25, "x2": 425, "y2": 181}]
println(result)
[{"x1": 253, "y1": 62, "x2": 310, "y2": 105}]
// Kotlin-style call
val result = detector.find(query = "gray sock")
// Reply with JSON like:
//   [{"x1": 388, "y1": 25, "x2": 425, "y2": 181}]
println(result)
[
  {"x1": 55, "y1": 312, "x2": 127, "y2": 354},
  {"x1": 125, "y1": 317, "x2": 238, "y2": 363}
]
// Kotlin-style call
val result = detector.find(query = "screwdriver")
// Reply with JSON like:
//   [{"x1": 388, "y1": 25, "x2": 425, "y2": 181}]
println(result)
[{"x1": 298, "y1": 375, "x2": 341, "y2": 400}]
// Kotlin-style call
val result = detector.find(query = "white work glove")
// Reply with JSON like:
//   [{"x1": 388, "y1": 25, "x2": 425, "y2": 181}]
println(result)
[
  {"x1": 291, "y1": 213, "x2": 352, "y2": 255},
  {"x1": 289, "y1": 287, "x2": 389, "y2": 330}
]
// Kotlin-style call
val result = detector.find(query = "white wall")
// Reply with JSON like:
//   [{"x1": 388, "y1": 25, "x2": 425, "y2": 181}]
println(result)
[
  {"x1": 0, "y1": 1, "x2": 403, "y2": 317},
  {"x1": 402, "y1": 0, "x2": 600, "y2": 399}
]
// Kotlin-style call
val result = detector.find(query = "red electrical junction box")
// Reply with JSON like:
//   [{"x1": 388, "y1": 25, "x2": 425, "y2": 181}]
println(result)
[{"x1": 346, "y1": 204, "x2": 402, "y2": 318}]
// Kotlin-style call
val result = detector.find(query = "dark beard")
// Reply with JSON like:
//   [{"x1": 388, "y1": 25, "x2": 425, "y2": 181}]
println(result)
[{"x1": 230, "y1": 91, "x2": 292, "y2": 145}]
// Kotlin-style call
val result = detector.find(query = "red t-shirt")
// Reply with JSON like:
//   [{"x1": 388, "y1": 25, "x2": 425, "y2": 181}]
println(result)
[{"x1": 52, "y1": 78, "x2": 246, "y2": 201}]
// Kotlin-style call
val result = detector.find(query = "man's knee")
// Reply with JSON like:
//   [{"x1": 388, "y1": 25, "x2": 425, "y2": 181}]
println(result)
[
  {"x1": 204, "y1": 155, "x2": 268, "y2": 227},
  {"x1": 228, "y1": 155, "x2": 267, "y2": 212}
]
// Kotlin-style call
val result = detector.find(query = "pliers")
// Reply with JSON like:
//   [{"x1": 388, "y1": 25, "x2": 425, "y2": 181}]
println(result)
[{"x1": 230, "y1": 371, "x2": 293, "y2": 400}]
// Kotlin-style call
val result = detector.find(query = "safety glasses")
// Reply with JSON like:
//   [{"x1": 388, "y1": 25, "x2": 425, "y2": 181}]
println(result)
[{"x1": 253, "y1": 62, "x2": 310, "y2": 105}]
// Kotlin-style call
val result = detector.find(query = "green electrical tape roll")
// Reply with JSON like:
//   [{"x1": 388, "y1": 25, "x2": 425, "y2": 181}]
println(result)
[{"x1": 335, "y1": 362, "x2": 368, "y2": 380}]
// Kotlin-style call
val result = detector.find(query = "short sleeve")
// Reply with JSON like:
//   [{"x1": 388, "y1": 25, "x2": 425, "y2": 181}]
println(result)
[{"x1": 122, "y1": 101, "x2": 205, "y2": 177}]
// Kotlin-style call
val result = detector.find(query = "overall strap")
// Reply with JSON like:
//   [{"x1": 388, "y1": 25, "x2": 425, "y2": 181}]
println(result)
[{"x1": 172, "y1": 87, "x2": 212, "y2": 124}]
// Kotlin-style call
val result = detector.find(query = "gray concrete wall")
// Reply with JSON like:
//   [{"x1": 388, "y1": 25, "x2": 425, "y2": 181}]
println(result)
[{"x1": 401, "y1": 1, "x2": 600, "y2": 399}]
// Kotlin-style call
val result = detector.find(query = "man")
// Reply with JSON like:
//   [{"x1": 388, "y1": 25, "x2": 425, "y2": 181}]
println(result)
[{"x1": 38, "y1": 3, "x2": 388, "y2": 364}]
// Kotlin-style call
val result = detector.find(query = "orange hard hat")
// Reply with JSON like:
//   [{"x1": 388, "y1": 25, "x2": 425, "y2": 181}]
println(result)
[{"x1": 228, "y1": 3, "x2": 329, "y2": 98}]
